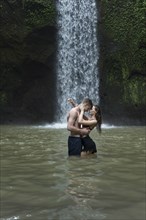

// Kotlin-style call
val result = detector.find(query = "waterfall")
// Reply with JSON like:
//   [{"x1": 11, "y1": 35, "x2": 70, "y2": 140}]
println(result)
[{"x1": 56, "y1": 0, "x2": 99, "y2": 122}]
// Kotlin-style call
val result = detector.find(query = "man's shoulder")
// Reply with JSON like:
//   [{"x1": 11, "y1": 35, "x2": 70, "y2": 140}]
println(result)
[{"x1": 70, "y1": 107, "x2": 79, "y2": 114}]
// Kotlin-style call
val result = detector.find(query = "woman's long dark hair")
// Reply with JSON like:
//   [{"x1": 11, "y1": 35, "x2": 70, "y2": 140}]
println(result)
[{"x1": 94, "y1": 105, "x2": 102, "y2": 134}]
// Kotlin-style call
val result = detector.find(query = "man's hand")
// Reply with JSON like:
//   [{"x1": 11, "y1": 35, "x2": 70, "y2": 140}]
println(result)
[{"x1": 67, "y1": 98, "x2": 73, "y2": 103}]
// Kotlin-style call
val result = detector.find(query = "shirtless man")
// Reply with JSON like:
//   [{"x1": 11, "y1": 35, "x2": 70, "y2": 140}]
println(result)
[{"x1": 67, "y1": 98, "x2": 93, "y2": 156}]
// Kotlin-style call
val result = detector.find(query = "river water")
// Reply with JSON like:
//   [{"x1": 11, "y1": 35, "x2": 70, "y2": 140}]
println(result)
[{"x1": 0, "y1": 125, "x2": 145, "y2": 220}]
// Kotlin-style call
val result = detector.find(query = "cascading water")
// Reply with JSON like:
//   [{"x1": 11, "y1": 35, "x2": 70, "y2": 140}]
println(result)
[{"x1": 56, "y1": 0, "x2": 99, "y2": 122}]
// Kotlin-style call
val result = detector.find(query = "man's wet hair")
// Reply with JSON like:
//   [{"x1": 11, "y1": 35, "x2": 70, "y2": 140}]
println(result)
[{"x1": 82, "y1": 98, "x2": 93, "y2": 108}]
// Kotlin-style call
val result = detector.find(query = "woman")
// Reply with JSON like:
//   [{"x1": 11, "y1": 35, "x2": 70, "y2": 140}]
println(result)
[{"x1": 68, "y1": 98, "x2": 102, "y2": 155}]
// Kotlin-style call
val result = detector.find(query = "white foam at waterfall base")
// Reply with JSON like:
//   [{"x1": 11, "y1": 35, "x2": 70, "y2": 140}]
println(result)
[{"x1": 38, "y1": 123, "x2": 116, "y2": 129}]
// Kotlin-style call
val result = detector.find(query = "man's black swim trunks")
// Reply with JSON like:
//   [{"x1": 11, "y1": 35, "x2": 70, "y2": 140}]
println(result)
[{"x1": 68, "y1": 136, "x2": 82, "y2": 156}]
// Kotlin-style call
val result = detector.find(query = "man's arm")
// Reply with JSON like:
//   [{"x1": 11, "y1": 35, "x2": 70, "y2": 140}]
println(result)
[{"x1": 67, "y1": 98, "x2": 78, "y2": 107}]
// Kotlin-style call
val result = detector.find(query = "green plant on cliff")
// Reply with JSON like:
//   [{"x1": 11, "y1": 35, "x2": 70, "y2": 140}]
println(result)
[
  {"x1": 24, "y1": 0, "x2": 56, "y2": 28},
  {"x1": 101, "y1": 0, "x2": 146, "y2": 105},
  {"x1": 0, "y1": 0, "x2": 56, "y2": 108}
]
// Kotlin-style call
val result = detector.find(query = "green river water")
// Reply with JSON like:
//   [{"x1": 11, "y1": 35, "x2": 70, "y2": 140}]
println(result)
[{"x1": 0, "y1": 125, "x2": 145, "y2": 220}]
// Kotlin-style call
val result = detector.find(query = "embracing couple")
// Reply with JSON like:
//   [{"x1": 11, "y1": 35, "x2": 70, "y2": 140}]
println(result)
[{"x1": 67, "y1": 98, "x2": 102, "y2": 157}]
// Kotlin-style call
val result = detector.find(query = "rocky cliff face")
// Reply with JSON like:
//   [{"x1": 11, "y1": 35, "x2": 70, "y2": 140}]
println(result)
[
  {"x1": 0, "y1": 1, "x2": 57, "y2": 124},
  {"x1": 1, "y1": 25, "x2": 57, "y2": 124},
  {"x1": 0, "y1": 0, "x2": 145, "y2": 125},
  {"x1": 98, "y1": 0, "x2": 146, "y2": 125}
]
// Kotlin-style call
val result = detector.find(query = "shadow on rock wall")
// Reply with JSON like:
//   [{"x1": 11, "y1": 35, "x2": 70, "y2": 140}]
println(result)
[{"x1": 1, "y1": 26, "x2": 57, "y2": 124}]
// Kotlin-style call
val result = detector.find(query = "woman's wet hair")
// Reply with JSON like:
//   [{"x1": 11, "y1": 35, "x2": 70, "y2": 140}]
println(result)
[{"x1": 94, "y1": 105, "x2": 102, "y2": 134}]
